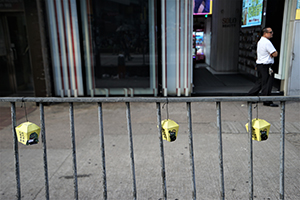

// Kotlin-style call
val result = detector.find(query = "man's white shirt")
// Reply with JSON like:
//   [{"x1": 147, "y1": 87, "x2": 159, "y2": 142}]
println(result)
[{"x1": 256, "y1": 37, "x2": 276, "y2": 64}]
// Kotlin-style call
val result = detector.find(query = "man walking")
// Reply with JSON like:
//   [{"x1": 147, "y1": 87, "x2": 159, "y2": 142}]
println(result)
[{"x1": 248, "y1": 27, "x2": 278, "y2": 107}]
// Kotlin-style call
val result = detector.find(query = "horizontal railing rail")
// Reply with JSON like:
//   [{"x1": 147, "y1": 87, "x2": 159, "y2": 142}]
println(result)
[
  {"x1": 1, "y1": 96, "x2": 299, "y2": 200},
  {"x1": 1, "y1": 96, "x2": 300, "y2": 103}
]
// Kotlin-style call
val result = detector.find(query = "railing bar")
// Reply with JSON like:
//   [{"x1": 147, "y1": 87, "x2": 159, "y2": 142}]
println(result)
[
  {"x1": 280, "y1": 101, "x2": 285, "y2": 199},
  {"x1": 216, "y1": 102, "x2": 225, "y2": 200},
  {"x1": 98, "y1": 102, "x2": 107, "y2": 199},
  {"x1": 187, "y1": 102, "x2": 196, "y2": 200},
  {"x1": 11, "y1": 102, "x2": 21, "y2": 200},
  {"x1": 247, "y1": 102, "x2": 253, "y2": 200},
  {"x1": 69, "y1": 102, "x2": 78, "y2": 200},
  {"x1": 39, "y1": 103, "x2": 49, "y2": 200},
  {"x1": 125, "y1": 102, "x2": 137, "y2": 200},
  {"x1": 1, "y1": 96, "x2": 299, "y2": 103},
  {"x1": 156, "y1": 102, "x2": 167, "y2": 199}
]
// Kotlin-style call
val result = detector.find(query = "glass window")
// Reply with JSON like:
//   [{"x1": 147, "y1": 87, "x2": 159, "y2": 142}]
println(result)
[{"x1": 80, "y1": 0, "x2": 158, "y2": 96}]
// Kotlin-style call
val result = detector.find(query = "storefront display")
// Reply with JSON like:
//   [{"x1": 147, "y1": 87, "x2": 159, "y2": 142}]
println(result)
[{"x1": 193, "y1": 30, "x2": 205, "y2": 62}]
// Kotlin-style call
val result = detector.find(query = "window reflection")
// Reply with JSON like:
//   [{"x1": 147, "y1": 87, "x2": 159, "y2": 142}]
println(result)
[{"x1": 88, "y1": 0, "x2": 151, "y2": 89}]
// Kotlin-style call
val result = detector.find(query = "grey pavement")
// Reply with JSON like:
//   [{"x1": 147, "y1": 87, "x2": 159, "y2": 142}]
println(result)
[{"x1": 0, "y1": 101, "x2": 299, "y2": 199}]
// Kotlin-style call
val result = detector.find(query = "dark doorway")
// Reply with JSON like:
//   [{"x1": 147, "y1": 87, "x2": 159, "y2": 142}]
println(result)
[{"x1": 0, "y1": 13, "x2": 33, "y2": 96}]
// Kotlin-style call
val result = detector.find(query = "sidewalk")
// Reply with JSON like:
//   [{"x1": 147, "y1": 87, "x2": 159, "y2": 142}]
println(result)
[{"x1": 0, "y1": 101, "x2": 299, "y2": 199}]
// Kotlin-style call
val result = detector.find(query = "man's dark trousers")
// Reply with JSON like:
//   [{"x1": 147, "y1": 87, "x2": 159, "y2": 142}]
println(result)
[{"x1": 248, "y1": 64, "x2": 274, "y2": 96}]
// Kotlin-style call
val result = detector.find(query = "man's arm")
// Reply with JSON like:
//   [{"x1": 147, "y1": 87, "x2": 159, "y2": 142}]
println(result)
[
  {"x1": 266, "y1": 40, "x2": 277, "y2": 58},
  {"x1": 270, "y1": 51, "x2": 278, "y2": 58}
]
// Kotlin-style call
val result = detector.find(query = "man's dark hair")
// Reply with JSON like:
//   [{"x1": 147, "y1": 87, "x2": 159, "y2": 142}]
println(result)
[{"x1": 261, "y1": 27, "x2": 271, "y2": 35}]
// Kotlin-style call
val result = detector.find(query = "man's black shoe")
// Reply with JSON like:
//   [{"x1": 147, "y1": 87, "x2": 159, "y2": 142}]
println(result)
[{"x1": 263, "y1": 103, "x2": 279, "y2": 107}]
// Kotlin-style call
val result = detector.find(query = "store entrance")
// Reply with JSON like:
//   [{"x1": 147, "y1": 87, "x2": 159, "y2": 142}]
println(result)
[
  {"x1": 0, "y1": 13, "x2": 33, "y2": 96},
  {"x1": 191, "y1": 0, "x2": 286, "y2": 96},
  {"x1": 192, "y1": 14, "x2": 255, "y2": 96}
]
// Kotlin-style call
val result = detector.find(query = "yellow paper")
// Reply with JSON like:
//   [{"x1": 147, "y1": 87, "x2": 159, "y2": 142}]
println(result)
[
  {"x1": 15, "y1": 122, "x2": 40, "y2": 145},
  {"x1": 245, "y1": 118, "x2": 270, "y2": 141},
  {"x1": 161, "y1": 119, "x2": 179, "y2": 142}
]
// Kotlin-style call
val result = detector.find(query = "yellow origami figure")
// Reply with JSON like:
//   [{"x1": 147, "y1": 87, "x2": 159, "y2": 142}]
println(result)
[
  {"x1": 161, "y1": 119, "x2": 179, "y2": 142},
  {"x1": 15, "y1": 122, "x2": 41, "y2": 145},
  {"x1": 245, "y1": 118, "x2": 270, "y2": 141}
]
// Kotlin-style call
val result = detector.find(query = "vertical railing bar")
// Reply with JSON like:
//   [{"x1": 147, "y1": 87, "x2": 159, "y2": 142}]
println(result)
[
  {"x1": 156, "y1": 102, "x2": 167, "y2": 199},
  {"x1": 69, "y1": 102, "x2": 78, "y2": 200},
  {"x1": 125, "y1": 102, "x2": 137, "y2": 200},
  {"x1": 98, "y1": 102, "x2": 107, "y2": 199},
  {"x1": 216, "y1": 102, "x2": 225, "y2": 200},
  {"x1": 187, "y1": 102, "x2": 196, "y2": 200},
  {"x1": 247, "y1": 102, "x2": 253, "y2": 200},
  {"x1": 39, "y1": 103, "x2": 49, "y2": 200},
  {"x1": 11, "y1": 102, "x2": 21, "y2": 200},
  {"x1": 279, "y1": 101, "x2": 285, "y2": 199}
]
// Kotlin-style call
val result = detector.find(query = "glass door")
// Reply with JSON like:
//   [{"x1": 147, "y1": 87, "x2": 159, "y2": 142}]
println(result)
[{"x1": 0, "y1": 13, "x2": 33, "y2": 96}]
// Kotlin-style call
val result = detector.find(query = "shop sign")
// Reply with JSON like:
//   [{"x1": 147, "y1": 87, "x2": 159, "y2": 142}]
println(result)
[
  {"x1": 0, "y1": 0, "x2": 24, "y2": 12},
  {"x1": 222, "y1": 17, "x2": 237, "y2": 28}
]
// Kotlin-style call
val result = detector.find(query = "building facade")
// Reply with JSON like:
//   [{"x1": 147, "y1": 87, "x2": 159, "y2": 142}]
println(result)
[{"x1": 0, "y1": 0, "x2": 299, "y2": 97}]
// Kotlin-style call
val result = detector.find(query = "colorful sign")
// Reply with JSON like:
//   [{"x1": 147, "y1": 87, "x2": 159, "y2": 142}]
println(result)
[
  {"x1": 296, "y1": 0, "x2": 300, "y2": 20},
  {"x1": 241, "y1": 0, "x2": 264, "y2": 28},
  {"x1": 193, "y1": 0, "x2": 213, "y2": 15}
]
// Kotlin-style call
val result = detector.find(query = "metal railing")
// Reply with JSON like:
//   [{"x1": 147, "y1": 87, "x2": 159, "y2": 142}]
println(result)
[{"x1": 1, "y1": 96, "x2": 300, "y2": 200}]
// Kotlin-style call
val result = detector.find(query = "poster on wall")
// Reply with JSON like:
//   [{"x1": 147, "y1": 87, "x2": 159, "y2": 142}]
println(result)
[
  {"x1": 241, "y1": 0, "x2": 264, "y2": 28},
  {"x1": 193, "y1": 0, "x2": 213, "y2": 15}
]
